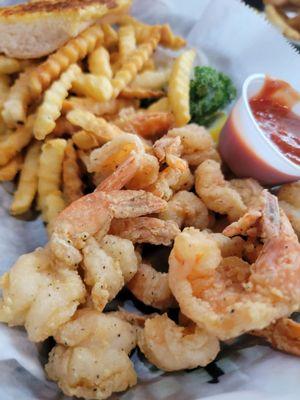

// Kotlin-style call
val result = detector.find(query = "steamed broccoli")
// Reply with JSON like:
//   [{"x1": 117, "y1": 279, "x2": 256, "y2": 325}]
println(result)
[{"x1": 190, "y1": 66, "x2": 236, "y2": 126}]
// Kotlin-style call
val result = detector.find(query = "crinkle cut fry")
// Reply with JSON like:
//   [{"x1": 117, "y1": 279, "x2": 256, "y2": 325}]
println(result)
[
  {"x1": 112, "y1": 28, "x2": 161, "y2": 98},
  {"x1": 159, "y1": 24, "x2": 186, "y2": 50},
  {"x1": 34, "y1": 64, "x2": 81, "y2": 140},
  {"x1": 67, "y1": 108, "x2": 123, "y2": 144},
  {"x1": 2, "y1": 68, "x2": 31, "y2": 127},
  {"x1": 10, "y1": 141, "x2": 41, "y2": 215},
  {"x1": 168, "y1": 49, "x2": 196, "y2": 127},
  {"x1": 119, "y1": 16, "x2": 186, "y2": 49},
  {"x1": 29, "y1": 24, "x2": 104, "y2": 97},
  {"x1": 37, "y1": 138, "x2": 67, "y2": 213},
  {"x1": 0, "y1": 114, "x2": 34, "y2": 167},
  {"x1": 88, "y1": 46, "x2": 112, "y2": 78},
  {"x1": 62, "y1": 140, "x2": 83, "y2": 204},
  {"x1": 119, "y1": 87, "x2": 164, "y2": 99},
  {"x1": 118, "y1": 24, "x2": 136, "y2": 62},
  {"x1": 102, "y1": 23, "x2": 118, "y2": 48},
  {"x1": 0, "y1": 154, "x2": 23, "y2": 182}
]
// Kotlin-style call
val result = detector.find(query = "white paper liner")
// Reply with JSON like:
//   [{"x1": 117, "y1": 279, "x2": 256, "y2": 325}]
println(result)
[{"x1": 1, "y1": 1, "x2": 300, "y2": 399}]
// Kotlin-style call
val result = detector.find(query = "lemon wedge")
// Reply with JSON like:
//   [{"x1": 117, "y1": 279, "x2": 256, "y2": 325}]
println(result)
[{"x1": 209, "y1": 112, "x2": 227, "y2": 143}]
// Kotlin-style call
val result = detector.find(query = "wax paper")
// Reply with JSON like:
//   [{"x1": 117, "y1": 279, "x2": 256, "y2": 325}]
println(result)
[{"x1": 1, "y1": 0, "x2": 300, "y2": 399}]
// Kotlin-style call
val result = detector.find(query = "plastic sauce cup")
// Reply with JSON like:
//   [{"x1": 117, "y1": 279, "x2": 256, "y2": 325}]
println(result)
[{"x1": 218, "y1": 73, "x2": 300, "y2": 186}]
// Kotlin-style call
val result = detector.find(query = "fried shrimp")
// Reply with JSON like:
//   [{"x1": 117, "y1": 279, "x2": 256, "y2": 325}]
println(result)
[
  {"x1": 115, "y1": 110, "x2": 174, "y2": 138},
  {"x1": 168, "y1": 124, "x2": 220, "y2": 166},
  {"x1": 230, "y1": 178, "x2": 263, "y2": 208},
  {"x1": 195, "y1": 159, "x2": 247, "y2": 222},
  {"x1": 0, "y1": 248, "x2": 86, "y2": 342},
  {"x1": 209, "y1": 233, "x2": 245, "y2": 258},
  {"x1": 138, "y1": 314, "x2": 220, "y2": 371},
  {"x1": 252, "y1": 318, "x2": 300, "y2": 357},
  {"x1": 149, "y1": 153, "x2": 194, "y2": 201},
  {"x1": 148, "y1": 135, "x2": 194, "y2": 200},
  {"x1": 125, "y1": 153, "x2": 159, "y2": 190},
  {"x1": 82, "y1": 237, "x2": 124, "y2": 311},
  {"x1": 169, "y1": 193, "x2": 300, "y2": 340},
  {"x1": 159, "y1": 190, "x2": 210, "y2": 230},
  {"x1": 96, "y1": 151, "x2": 141, "y2": 192},
  {"x1": 278, "y1": 180, "x2": 300, "y2": 206},
  {"x1": 278, "y1": 181, "x2": 300, "y2": 237},
  {"x1": 87, "y1": 133, "x2": 144, "y2": 176},
  {"x1": 50, "y1": 189, "x2": 167, "y2": 266},
  {"x1": 88, "y1": 133, "x2": 158, "y2": 190},
  {"x1": 222, "y1": 191, "x2": 272, "y2": 238},
  {"x1": 109, "y1": 217, "x2": 180, "y2": 245},
  {"x1": 153, "y1": 135, "x2": 182, "y2": 162},
  {"x1": 99, "y1": 235, "x2": 138, "y2": 283},
  {"x1": 46, "y1": 309, "x2": 138, "y2": 400},
  {"x1": 127, "y1": 263, "x2": 176, "y2": 310},
  {"x1": 82, "y1": 233, "x2": 138, "y2": 311}
]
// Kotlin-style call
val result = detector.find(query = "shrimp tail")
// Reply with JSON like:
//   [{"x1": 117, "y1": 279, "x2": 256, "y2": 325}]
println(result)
[
  {"x1": 252, "y1": 318, "x2": 300, "y2": 357},
  {"x1": 96, "y1": 151, "x2": 141, "y2": 192}
]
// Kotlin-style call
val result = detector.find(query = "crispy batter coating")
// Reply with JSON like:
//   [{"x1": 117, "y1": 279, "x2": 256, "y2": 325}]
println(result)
[
  {"x1": 195, "y1": 159, "x2": 247, "y2": 222},
  {"x1": 169, "y1": 193, "x2": 300, "y2": 340},
  {"x1": 127, "y1": 263, "x2": 176, "y2": 310},
  {"x1": 110, "y1": 216, "x2": 180, "y2": 245},
  {"x1": 46, "y1": 309, "x2": 138, "y2": 400},
  {"x1": 138, "y1": 314, "x2": 219, "y2": 371},
  {"x1": 0, "y1": 248, "x2": 86, "y2": 342}
]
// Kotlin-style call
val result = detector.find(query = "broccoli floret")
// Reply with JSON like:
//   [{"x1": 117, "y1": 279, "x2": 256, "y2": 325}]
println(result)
[{"x1": 190, "y1": 66, "x2": 236, "y2": 126}]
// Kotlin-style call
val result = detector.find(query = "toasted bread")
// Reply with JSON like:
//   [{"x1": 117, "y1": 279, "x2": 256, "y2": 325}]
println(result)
[{"x1": 0, "y1": 0, "x2": 131, "y2": 59}]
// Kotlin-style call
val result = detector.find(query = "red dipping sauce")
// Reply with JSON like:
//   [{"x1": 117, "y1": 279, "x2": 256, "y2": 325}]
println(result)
[
  {"x1": 219, "y1": 74, "x2": 300, "y2": 185},
  {"x1": 249, "y1": 77, "x2": 300, "y2": 166}
]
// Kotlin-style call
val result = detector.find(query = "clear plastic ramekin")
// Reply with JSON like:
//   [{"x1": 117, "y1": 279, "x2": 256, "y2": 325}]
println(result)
[{"x1": 218, "y1": 73, "x2": 300, "y2": 186}]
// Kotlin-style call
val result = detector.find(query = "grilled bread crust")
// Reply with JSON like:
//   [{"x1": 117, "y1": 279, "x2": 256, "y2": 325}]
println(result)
[{"x1": 0, "y1": 0, "x2": 131, "y2": 58}]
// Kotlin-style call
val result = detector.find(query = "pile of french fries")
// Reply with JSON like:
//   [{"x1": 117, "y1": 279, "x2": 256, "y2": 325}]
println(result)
[
  {"x1": 265, "y1": 0, "x2": 300, "y2": 41},
  {"x1": 0, "y1": 15, "x2": 198, "y2": 230}
]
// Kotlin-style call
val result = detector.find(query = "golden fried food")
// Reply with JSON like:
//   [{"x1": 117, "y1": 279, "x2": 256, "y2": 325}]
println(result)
[
  {"x1": 169, "y1": 193, "x2": 300, "y2": 340},
  {"x1": 72, "y1": 72, "x2": 113, "y2": 102},
  {"x1": 159, "y1": 190, "x2": 210, "y2": 230},
  {"x1": 109, "y1": 216, "x2": 180, "y2": 245},
  {"x1": 0, "y1": 115, "x2": 34, "y2": 167},
  {"x1": 29, "y1": 24, "x2": 104, "y2": 96},
  {"x1": 168, "y1": 49, "x2": 195, "y2": 126},
  {"x1": 127, "y1": 263, "x2": 176, "y2": 310},
  {"x1": 0, "y1": 247, "x2": 86, "y2": 342},
  {"x1": 88, "y1": 45, "x2": 112, "y2": 78},
  {"x1": 2, "y1": 68, "x2": 32, "y2": 127},
  {"x1": 62, "y1": 139, "x2": 83, "y2": 204},
  {"x1": 138, "y1": 314, "x2": 219, "y2": 371},
  {"x1": 0, "y1": 154, "x2": 23, "y2": 182},
  {"x1": 46, "y1": 309, "x2": 138, "y2": 400},
  {"x1": 195, "y1": 159, "x2": 247, "y2": 222},
  {"x1": 265, "y1": 3, "x2": 300, "y2": 41},
  {"x1": 252, "y1": 317, "x2": 300, "y2": 357},
  {"x1": 115, "y1": 110, "x2": 174, "y2": 138},
  {"x1": 38, "y1": 139, "x2": 66, "y2": 205},
  {"x1": 277, "y1": 180, "x2": 300, "y2": 237},
  {"x1": 34, "y1": 63, "x2": 81, "y2": 140},
  {"x1": 10, "y1": 141, "x2": 41, "y2": 215},
  {"x1": 112, "y1": 29, "x2": 161, "y2": 98},
  {"x1": 1, "y1": 5, "x2": 300, "y2": 400}
]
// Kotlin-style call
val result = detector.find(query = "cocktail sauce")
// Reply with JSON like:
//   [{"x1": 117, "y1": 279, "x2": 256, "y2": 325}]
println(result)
[{"x1": 249, "y1": 77, "x2": 300, "y2": 166}]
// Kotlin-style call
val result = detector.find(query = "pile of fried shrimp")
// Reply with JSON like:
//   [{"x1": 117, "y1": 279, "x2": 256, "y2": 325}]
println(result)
[{"x1": 0, "y1": 12, "x2": 300, "y2": 400}]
